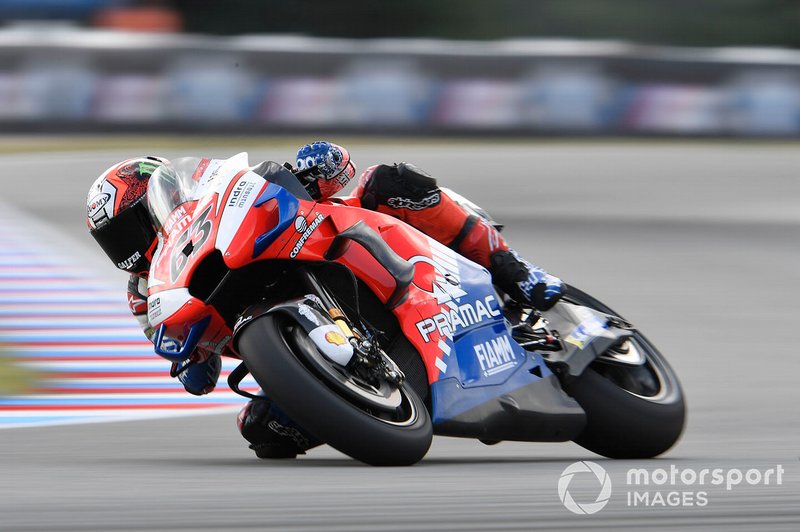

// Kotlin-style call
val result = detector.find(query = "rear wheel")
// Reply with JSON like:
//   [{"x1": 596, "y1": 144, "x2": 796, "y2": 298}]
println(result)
[
  {"x1": 237, "y1": 313, "x2": 432, "y2": 466},
  {"x1": 560, "y1": 286, "x2": 686, "y2": 458}
]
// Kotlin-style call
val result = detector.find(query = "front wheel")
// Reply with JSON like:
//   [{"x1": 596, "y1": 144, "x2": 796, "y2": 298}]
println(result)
[
  {"x1": 560, "y1": 286, "x2": 686, "y2": 459},
  {"x1": 237, "y1": 314, "x2": 432, "y2": 466}
]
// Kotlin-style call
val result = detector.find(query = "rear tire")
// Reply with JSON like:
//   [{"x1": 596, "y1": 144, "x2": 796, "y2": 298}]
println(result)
[
  {"x1": 561, "y1": 286, "x2": 686, "y2": 458},
  {"x1": 237, "y1": 314, "x2": 432, "y2": 466}
]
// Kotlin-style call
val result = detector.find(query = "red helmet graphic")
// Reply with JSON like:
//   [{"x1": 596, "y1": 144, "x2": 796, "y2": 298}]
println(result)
[{"x1": 87, "y1": 156, "x2": 167, "y2": 273}]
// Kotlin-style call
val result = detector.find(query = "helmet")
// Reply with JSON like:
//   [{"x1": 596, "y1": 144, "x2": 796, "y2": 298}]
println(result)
[
  {"x1": 295, "y1": 141, "x2": 356, "y2": 200},
  {"x1": 87, "y1": 156, "x2": 167, "y2": 274}
]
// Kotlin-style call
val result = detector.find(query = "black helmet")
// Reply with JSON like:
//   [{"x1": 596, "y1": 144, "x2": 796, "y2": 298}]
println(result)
[{"x1": 87, "y1": 157, "x2": 167, "y2": 274}]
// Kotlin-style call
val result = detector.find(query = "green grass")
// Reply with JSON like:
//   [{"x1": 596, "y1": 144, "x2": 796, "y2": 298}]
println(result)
[{"x1": 0, "y1": 348, "x2": 38, "y2": 396}]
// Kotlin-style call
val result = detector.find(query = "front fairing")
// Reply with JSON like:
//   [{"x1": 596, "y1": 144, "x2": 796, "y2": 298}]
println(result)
[{"x1": 145, "y1": 153, "x2": 269, "y2": 361}]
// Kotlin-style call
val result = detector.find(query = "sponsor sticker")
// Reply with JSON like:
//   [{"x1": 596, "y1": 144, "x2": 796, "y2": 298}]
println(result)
[
  {"x1": 163, "y1": 205, "x2": 189, "y2": 234},
  {"x1": 325, "y1": 330, "x2": 347, "y2": 346},
  {"x1": 564, "y1": 315, "x2": 609, "y2": 349},
  {"x1": 289, "y1": 213, "x2": 324, "y2": 258},
  {"x1": 147, "y1": 296, "x2": 161, "y2": 320},
  {"x1": 415, "y1": 295, "x2": 501, "y2": 343},
  {"x1": 298, "y1": 304, "x2": 321, "y2": 326},
  {"x1": 117, "y1": 251, "x2": 141, "y2": 270},
  {"x1": 473, "y1": 335, "x2": 517, "y2": 376},
  {"x1": 308, "y1": 324, "x2": 354, "y2": 365},
  {"x1": 227, "y1": 179, "x2": 257, "y2": 209},
  {"x1": 87, "y1": 193, "x2": 110, "y2": 218}
]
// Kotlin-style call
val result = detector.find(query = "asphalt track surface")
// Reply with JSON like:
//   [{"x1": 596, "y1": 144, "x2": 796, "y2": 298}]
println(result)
[{"x1": 1, "y1": 141, "x2": 799, "y2": 530}]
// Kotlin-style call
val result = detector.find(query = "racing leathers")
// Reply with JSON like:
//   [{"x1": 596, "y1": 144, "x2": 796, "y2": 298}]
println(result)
[{"x1": 351, "y1": 161, "x2": 565, "y2": 310}]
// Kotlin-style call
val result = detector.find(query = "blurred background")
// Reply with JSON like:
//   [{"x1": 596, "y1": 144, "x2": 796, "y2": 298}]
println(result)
[
  {"x1": 1, "y1": 2, "x2": 800, "y2": 529},
  {"x1": 0, "y1": 0, "x2": 799, "y2": 136}
]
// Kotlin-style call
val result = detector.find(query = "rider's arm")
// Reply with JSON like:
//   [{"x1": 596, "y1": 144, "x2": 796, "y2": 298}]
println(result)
[
  {"x1": 127, "y1": 274, "x2": 221, "y2": 396},
  {"x1": 127, "y1": 274, "x2": 154, "y2": 341}
]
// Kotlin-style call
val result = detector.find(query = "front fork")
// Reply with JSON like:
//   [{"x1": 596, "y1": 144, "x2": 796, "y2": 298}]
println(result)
[
  {"x1": 302, "y1": 268, "x2": 359, "y2": 343},
  {"x1": 301, "y1": 268, "x2": 405, "y2": 386}
]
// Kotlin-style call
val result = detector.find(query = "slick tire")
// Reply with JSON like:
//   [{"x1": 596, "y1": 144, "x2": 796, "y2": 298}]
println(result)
[
  {"x1": 237, "y1": 314, "x2": 432, "y2": 466},
  {"x1": 564, "y1": 365, "x2": 685, "y2": 458},
  {"x1": 561, "y1": 286, "x2": 686, "y2": 459}
]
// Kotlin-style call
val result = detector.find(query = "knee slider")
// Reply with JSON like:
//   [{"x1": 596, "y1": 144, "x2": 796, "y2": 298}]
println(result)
[
  {"x1": 238, "y1": 399, "x2": 313, "y2": 451},
  {"x1": 238, "y1": 399, "x2": 273, "y2": 445}
]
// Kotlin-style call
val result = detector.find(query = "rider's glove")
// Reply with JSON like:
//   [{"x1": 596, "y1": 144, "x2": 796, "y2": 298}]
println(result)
[
  {"x1": 171, "y1": 352, "x2": 222, "y2": 396},
  {"x1": 519, "y1": 263, "x2": 565, "y2": 311},
  {"x1": 295, "y1": 141, "x2": 356, "y2": 200}
]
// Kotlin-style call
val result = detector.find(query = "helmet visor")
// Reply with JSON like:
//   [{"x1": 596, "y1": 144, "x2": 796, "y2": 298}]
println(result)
[{"x1": 90, "y1": 199, "x2": 156, "y2": 272}]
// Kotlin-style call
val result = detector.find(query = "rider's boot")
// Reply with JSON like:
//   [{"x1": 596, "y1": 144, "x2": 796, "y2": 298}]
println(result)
[
  {"x1": 237, "y1": 395, "x2": 321, "y2": 459},
  {"x1": 354, "y1": 163, "x2": 565, "y2": 310}
]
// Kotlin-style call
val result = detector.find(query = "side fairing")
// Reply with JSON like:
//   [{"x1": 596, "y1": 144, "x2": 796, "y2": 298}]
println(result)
[
  {"x1": 147, "y1": 287, "x2": 192, "y2": 328},
  {"x1": 148, "y1": 153, "x2": 261, "y2": 290},
  {"x1": 382, "y1": 235, "x2": 560, "y2": 428},
  {"x1": 404, "y1": 236, "x2": 527, "y2": 387},
  {"x1": 215, "y1": 171, "x2": 268, "y2": 255},
  {"x1": 145, "y1": 153, "x2": 266, "y2": 356}
]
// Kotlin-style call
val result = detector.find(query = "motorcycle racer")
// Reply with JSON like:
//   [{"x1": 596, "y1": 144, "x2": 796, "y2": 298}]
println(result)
[
  {"x1": 86, "y1": 144, "x2": 564, "y2": 459},
  {"x1": 87, "y1": 157, "x2": 224, "y2": 396}
]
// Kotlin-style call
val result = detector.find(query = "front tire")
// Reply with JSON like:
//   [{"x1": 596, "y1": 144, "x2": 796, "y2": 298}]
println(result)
[
  {"x1": 237, "y1": 314, "x2": 433, "y2": 466},
  {"x1": 561, "y1": 286, "x2": 686, "y2": 458}
]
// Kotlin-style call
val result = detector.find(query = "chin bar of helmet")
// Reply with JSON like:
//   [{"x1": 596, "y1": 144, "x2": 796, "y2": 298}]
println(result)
[
  {"x1": 153, "y1": 316, "x2": 211, "y2": 363},
  {"x1": 286, "y1": 162, "x2": 323, "y2": 198}
]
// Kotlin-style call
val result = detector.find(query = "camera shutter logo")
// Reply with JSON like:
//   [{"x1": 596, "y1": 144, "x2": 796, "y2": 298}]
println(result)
[{"x1": 558, "y1": 461, "x2": 612, "y2": 515}]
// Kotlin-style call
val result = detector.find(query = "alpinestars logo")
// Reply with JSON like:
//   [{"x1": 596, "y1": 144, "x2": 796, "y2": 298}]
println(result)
[
  {"x1": 387, "y1": 192, "x2": 441, "y2": 211},
  {"x1": 268, "y1": 420, "x2": 309, "y2": 449}
]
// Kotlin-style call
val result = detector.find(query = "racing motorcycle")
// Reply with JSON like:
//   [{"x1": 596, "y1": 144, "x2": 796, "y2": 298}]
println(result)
[{"x1": 146, "y1": 153, "x2": 685, "y2": 466}]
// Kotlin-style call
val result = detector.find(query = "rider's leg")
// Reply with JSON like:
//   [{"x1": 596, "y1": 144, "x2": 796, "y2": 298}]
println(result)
[
  {"x1": 237, "y1": 394, "x2": 321, "y2": 459},
  {"x1": 354, "y1": 163, "x2": 564, "y2": 309}
]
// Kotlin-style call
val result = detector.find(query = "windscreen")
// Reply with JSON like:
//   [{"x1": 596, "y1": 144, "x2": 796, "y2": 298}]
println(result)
[{"x1": 146, "y1": 157, "x2": 203, "y2": 231}]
